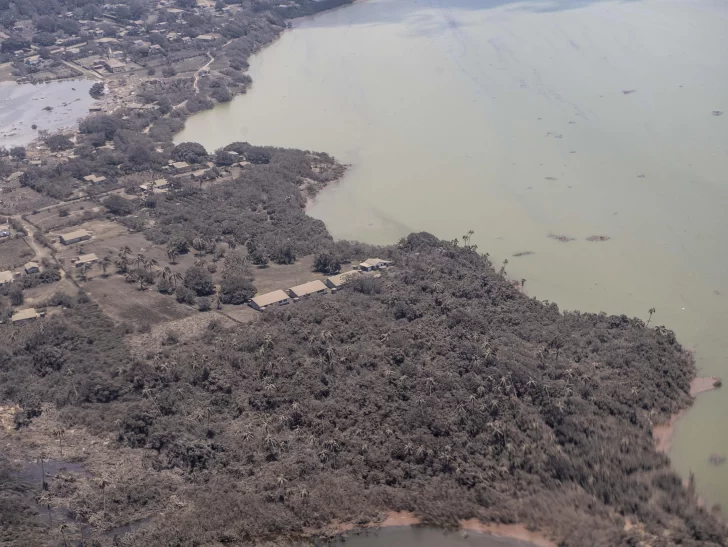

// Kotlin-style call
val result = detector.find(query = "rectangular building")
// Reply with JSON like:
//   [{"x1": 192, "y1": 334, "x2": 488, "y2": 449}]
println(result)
[
  {"x1": 73, "y1": 253, "x2": 99, "y2": 267},
  {"x1": 325, "y1": 270, "x2": 360, "y2": 289},
  {"x1": 359, "y1": 258, "x2": 393, "y2": 272},
  {"x1": 288, "y1": 280, "x2": 328, "y2": 299},
  {"x1": 59, "y1": 229, "x2": 91, "y2": 245},
  {"x1": 11, "y1": 308, "x2": 41, "y2": 324},
  {"x1": 250, "y1": 290, "x2": 291, "y2": 311}
]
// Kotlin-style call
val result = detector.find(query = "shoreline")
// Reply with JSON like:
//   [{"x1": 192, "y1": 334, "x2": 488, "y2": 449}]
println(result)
[
  {"x1": 653, "y1": 376, "x2": 721, "y2": 454},
  {"x1": 325, "y1": 512, "x2": 555, "y2": 547}
]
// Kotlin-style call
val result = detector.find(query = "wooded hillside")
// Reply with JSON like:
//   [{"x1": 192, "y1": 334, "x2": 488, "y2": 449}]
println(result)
[{"x1": 1, "y1": 232, "x2": 724, "y2": 546}]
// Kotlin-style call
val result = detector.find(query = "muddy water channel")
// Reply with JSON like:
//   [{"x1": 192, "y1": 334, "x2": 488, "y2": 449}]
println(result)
[{"x1": 176, "y1": 0, "x2": 728, "y2": 509}]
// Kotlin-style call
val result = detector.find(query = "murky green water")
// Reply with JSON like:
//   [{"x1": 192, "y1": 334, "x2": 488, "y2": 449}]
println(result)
[{"x1": 176, "y1": 0, "x2": 728, "y2": 508}]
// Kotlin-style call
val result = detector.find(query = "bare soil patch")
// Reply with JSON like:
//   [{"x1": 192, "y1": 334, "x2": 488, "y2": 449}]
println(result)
[
  {"x1": 28, "y1": 201, "x2": 105, "y2": 232},
  {"x1": 0, "y1": 187, "x2": 56, "y2": 215},
  {"x1": 0, "y1": 237, "x2": 35, "y2": 270},
  {"x1": 83, "y1": 275, "x2": 194, "y2": 326},
  {"x1": 22, "y1": 277, "x2": 78, "y2": 307},
  {"x1": 252, "y1": 255, "x2": 327, "y2": 294},
  {"x1": 126, "y1": 312, "x2": 237, "y2": 355}
]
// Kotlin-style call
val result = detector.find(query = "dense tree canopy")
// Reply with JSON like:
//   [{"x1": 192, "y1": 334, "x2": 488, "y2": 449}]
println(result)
[{"x1": 0, "y1": 237, "x2": 723, "y2": 546}]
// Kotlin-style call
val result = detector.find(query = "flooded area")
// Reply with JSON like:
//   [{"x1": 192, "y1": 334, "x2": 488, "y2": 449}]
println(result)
[
  {"x1": 329, "y1": 526, "x2": 542, "y2": 547},
  {"x1": 0, "y1": 80, "x2": 95, "y2": 147},
  {"x1": 176, "y1": 0, "x2": 728, "y2": 509}
]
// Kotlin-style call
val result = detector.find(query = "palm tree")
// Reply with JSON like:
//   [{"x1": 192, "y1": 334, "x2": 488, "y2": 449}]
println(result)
[
  {"x1": 192, "y1": 237, "x2": 206, "y2": 257},
  {"x1": 171, "y1": 271, "x2": 182, "y2": 289},
  {"x1": 134, "y1": 253, "x2": 146, "y2": 271},
  {"x1": 646, "y1": 307, "x2": 656, "y2": 327},
  {"x1": 167, "y1": 247, "x2": 179, "y2": 264},
  {"x1": 145, "y1": 257, "x2": 158, "y2": 272},
  {"x1": 404, "y1": 442, "x2": 413, "y2": 456},
  {"x1": 468, "y1": 394, "x2": 477, "y2": 411},
  {"x1": 194, "y1": 258, "x2": 207, "y2": 268},
  {"x1": 38, "y1": 453, "x2": 46, "y2": 491},
  {"x1": 520, "y1": 278, "x2": 526, "y2": 288},
  {"x1": 54, "y1": 428, "x2": 65, "y2": 457},
  {"x1": 78, "y1": 262, "x2": 89, "y2": 282},
  {"x1": 115, "y1": 253, "x2": 129, "y2": 273},
  {"x1": 120, "y1": 245, "x2": 132, "y2": 257},
  {"x1": 318, "y1": 449, "x2": 330, "y2": 463},
  {"x1": 425, "y1": 377, "x2": 436, "y2": 395},
  {"x1": 499, "y1": 259, "x2": 508, "y2": 277},
  {"x1": 158, "y1": 266, "x2": 172, "y2": 282},
  {"x1": 59, "y1": 523, "x2": 70, "y2": 547},
  {"x1": 101, "y1": 255, "x2": 112, "y2": 276}
]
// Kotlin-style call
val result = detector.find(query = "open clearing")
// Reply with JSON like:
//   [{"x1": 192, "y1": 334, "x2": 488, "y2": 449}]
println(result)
[
  {"x1": 0, "y1": 187, "x2": 56, "y2": 215},
  {"x1": 84, "y1": 275, "x2": 194, "y2": 326},
  {"x1": 27, "y1": 201, "x2": 105, "y2": 232},
  {"x1": 0, "y1": 237, "x2": 35, "y2": 270}
]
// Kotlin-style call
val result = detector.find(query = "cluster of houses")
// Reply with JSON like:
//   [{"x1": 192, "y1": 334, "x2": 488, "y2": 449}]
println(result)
[{"x1": 249, "y1": 258, "x2": 392, "y2": 311}]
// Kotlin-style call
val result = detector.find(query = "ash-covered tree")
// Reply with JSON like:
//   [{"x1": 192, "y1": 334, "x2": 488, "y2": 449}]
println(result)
[
  {"x1": 103, "y1": 195, "x2": 135, "y2": 216},
  {"x1": 172, "y1": 142, "x2": 208, "y2": 164},
  {"x1": 44, "y1": 134, "x2": 73, "y2": 152},
  {"x1": 89, "y1": 82, "x2": 105, "y2": 98},
  {"x1": 313, "y1": 252, "x2": 341, "y2": 275},
  {"x1": 9, "y1": 146, "x2": 25, "y2": 160},
  {"x1": 183, "y1": 266, "x2": 215, "y2": 296}
]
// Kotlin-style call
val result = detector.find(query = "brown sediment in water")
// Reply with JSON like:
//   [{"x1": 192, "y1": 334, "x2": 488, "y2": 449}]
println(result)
[
  {"x1": 653, "y1": 376, "x2": 721, "y2": 454},
  {"x1": 459, "y1": 519, "x2": 556, "y2": 547},
  {"x1": 586, "y1": 235, "x2": 611, "y2": 242},
  {"x1": 329, "y1": 512, "x2": 554, "y2": 546}
]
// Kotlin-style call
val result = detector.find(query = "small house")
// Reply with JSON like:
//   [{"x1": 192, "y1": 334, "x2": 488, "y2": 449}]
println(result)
[
  {"x1": 83, "y1": 174, "x2": 107, "y2": 184},
  {"x1": 288, "y1": 280, "x2": 328, "y2": 299},
  {"x1": 250, "y1": 290, "x2": 291, "y2": 311},
  {"x1": 359, "y1": 258, "x2": 393, "y2": 272},
  {"x1": 0, "y1": 270, "x2": 14, "y2": 285},
  {"x1": 73, "y1": 253, "x2": 99, "y2": 268},
  {"x1": 171, "y1": 161, "x2": 190, "y2": 174},
  {"x1": 103, "y1": 59, "x2": 126, "y2": 73},
  {"x1": 11, "y1": 308, "x2": 41, "y2": 324},
  {"x1": 190, "y1": 168, "x2": 212, "y2": 182},
  {"x1": 196, "y1": 34, "x2": 216, "y2": 43},
  {"x1": 325, "y1": 270, "x2": 360, "y2": 290},
  {"x1": 0, "y1": 229, "x2": 9, "y2": 238},
  {"x1": 59, "y1": 229, "x2": 91, "y2": 245},
  {"x1": 24, "y1": 262, "x2": 40, "y2": 274}
]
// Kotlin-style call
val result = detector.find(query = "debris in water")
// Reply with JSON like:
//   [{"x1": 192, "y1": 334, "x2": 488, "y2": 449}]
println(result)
[
  {"x1": 545, "y1": 177, "x2": 557, "y2": 181},
  {"x1": 708, "y1": 454, "x2": 726, "y2": 466},
  {"x1": 712, "y1": 110, "x2": 723, "y2": 116},
  {"x1": 512, "y1": 251, "x2": 534, "y2": 257},
  {"x1": 548, "y1": 233, "x2": 575, "y2": 243},
  {"x1": 586, "y1": 235, "x2": 610, "y2": 242},
  {"x1": 622, "y1": 89, "x2": 637, "y2": 95}
]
